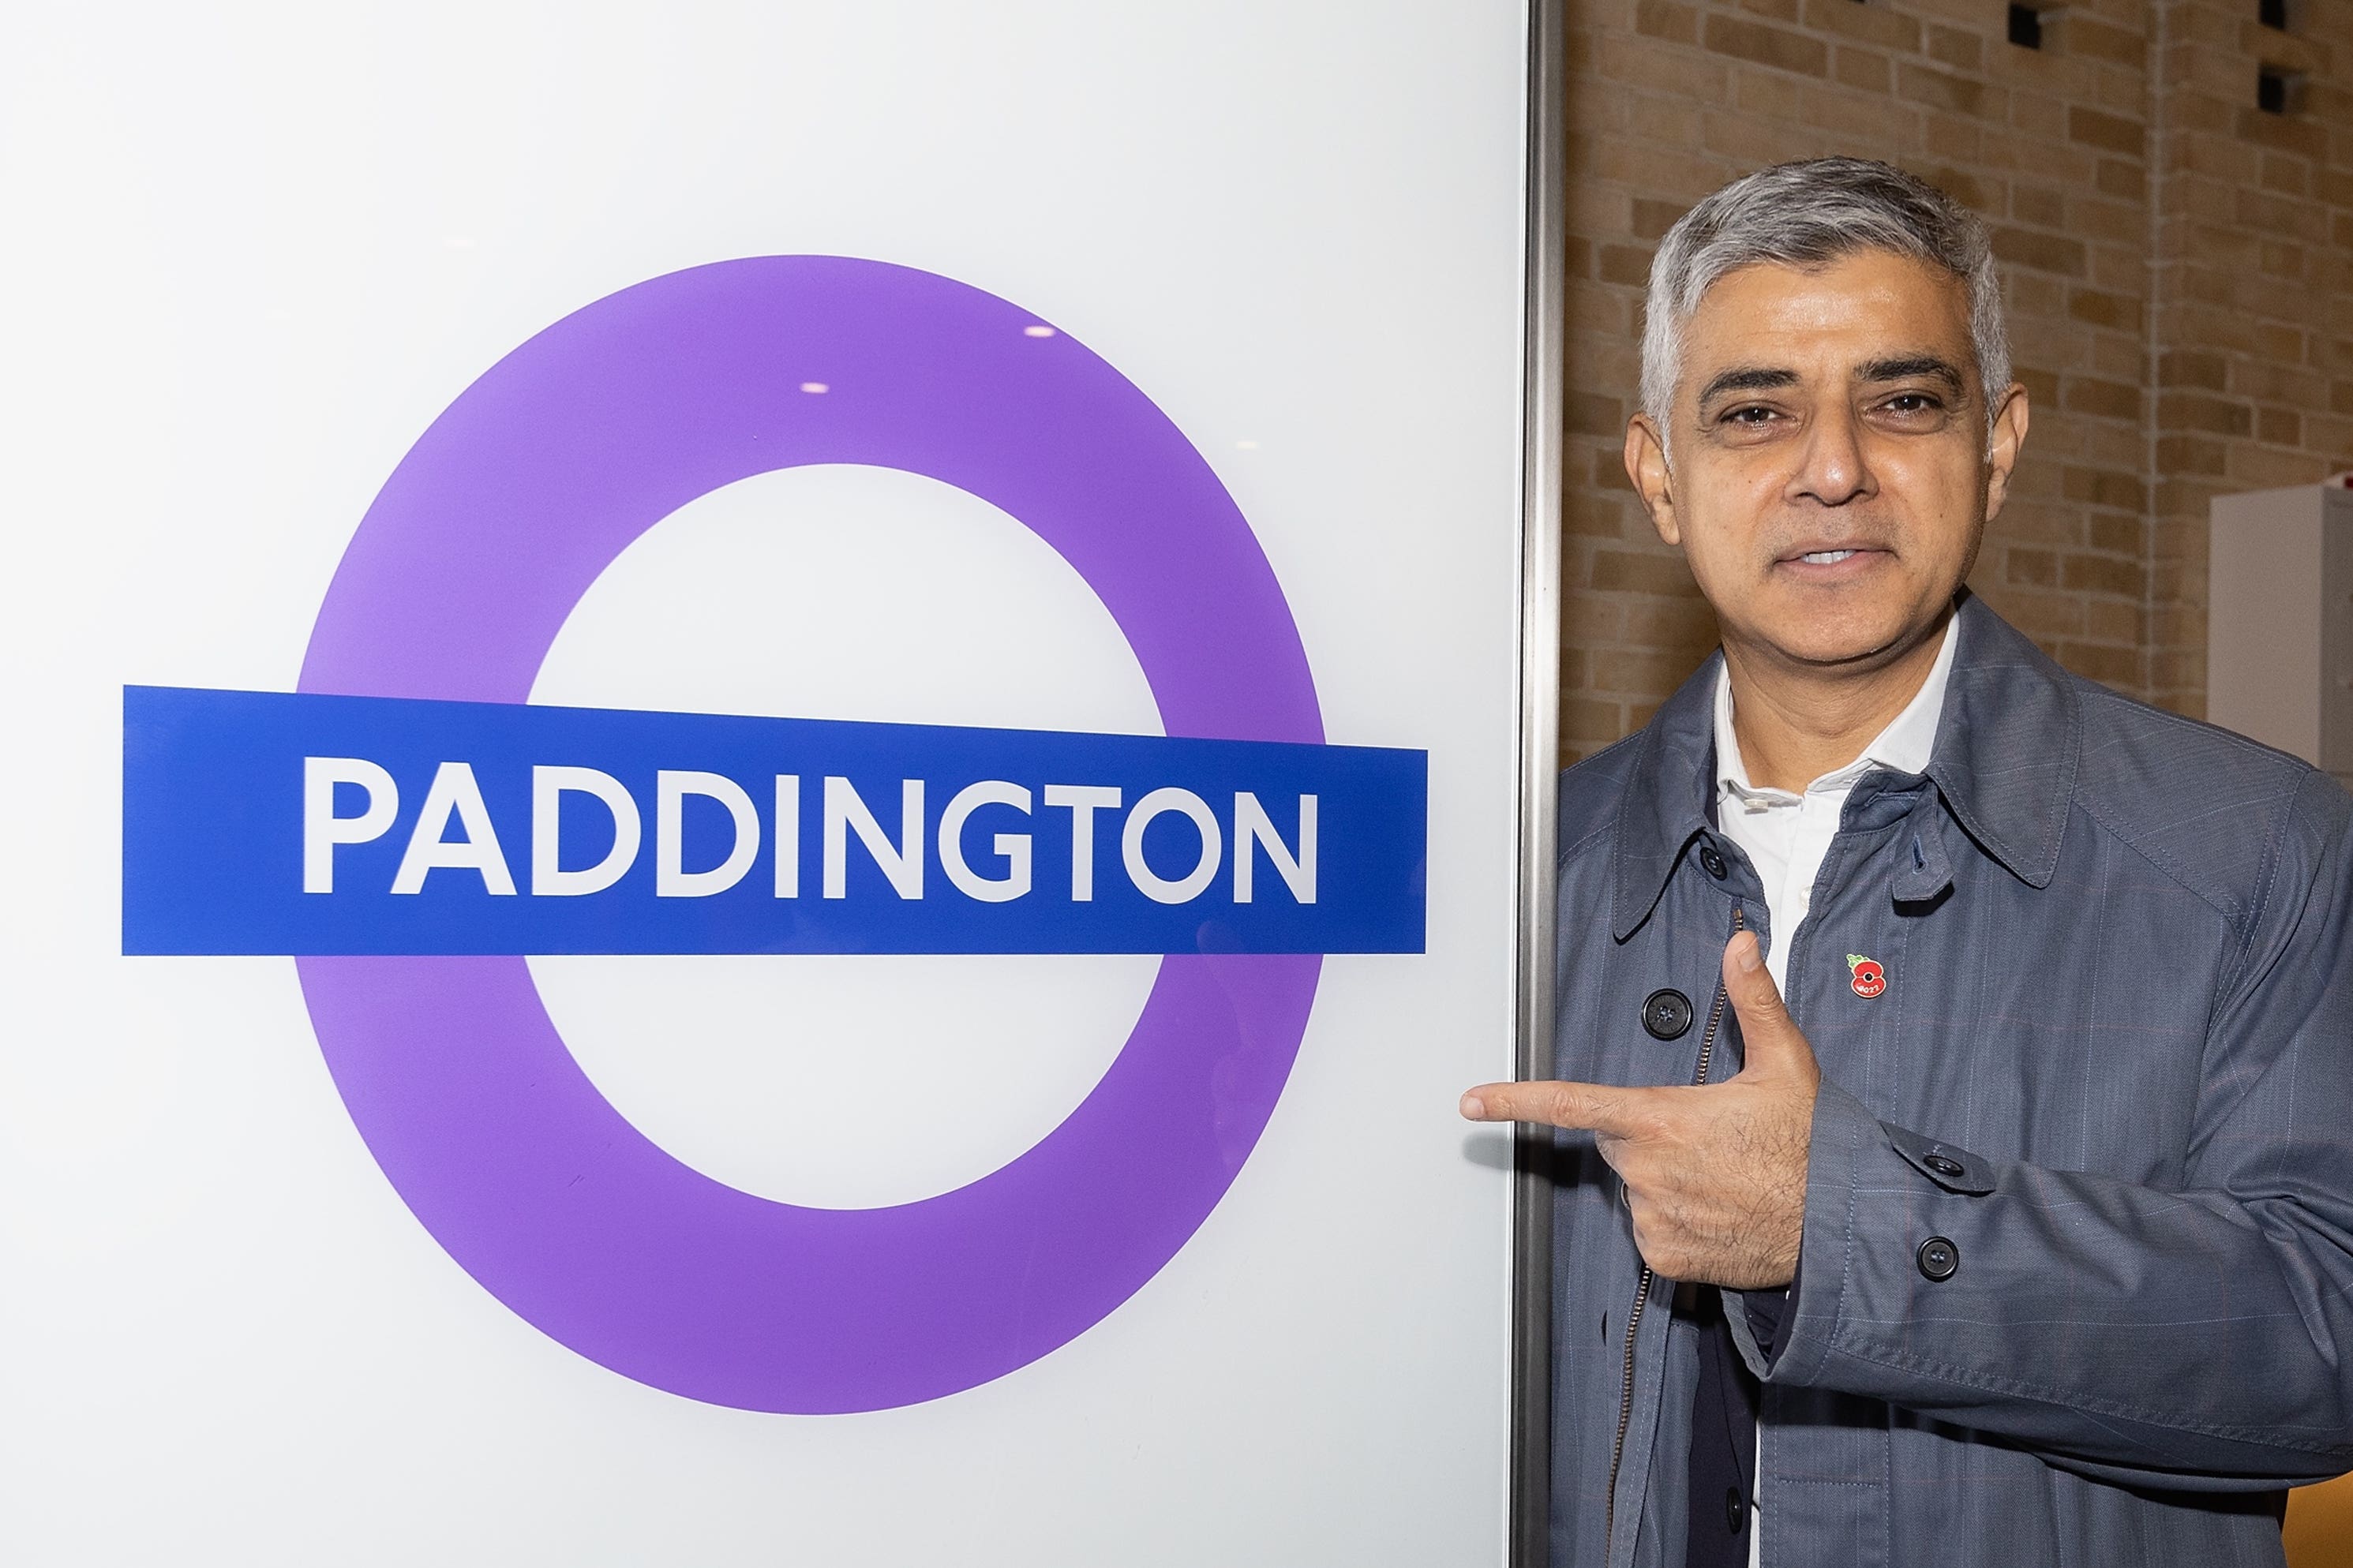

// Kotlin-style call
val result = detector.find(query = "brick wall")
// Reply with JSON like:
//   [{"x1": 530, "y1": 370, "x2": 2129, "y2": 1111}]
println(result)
[
  {"x1": 1557, "y1": 0, "x2": 2353, "y2": 763},
  {"x1": 2149, "y1": 0, "x2": 2353, "y2": 712}
]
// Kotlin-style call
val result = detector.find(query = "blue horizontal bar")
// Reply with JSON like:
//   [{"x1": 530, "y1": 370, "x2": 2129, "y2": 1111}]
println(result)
[{"x1": 122, "y1": 686, "x2": 1426, "y2": 956}]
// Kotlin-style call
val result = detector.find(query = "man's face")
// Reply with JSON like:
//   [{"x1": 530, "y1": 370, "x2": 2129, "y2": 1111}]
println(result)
[{"x1": 1624, "y1": 248, "x2": 2029, "y2": 675}]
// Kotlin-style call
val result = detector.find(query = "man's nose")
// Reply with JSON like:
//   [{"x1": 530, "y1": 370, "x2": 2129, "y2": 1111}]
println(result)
[{"x1": 1789, "y1": 405, "x2": 1875, "y2": 506}]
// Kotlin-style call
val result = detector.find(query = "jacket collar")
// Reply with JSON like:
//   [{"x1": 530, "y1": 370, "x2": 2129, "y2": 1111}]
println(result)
[
  {"x1": 1921, "y1": 595, "x2": 2079, "y2": 891},
  {"x1": 1606, "y1": 595, "x2": 2080, "y2": 941}
]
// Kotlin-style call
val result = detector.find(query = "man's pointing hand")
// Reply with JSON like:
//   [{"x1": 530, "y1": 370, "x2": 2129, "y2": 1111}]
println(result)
[{"x1": 1460, "y1": 930, "x2": 1819, "y2": 1289}]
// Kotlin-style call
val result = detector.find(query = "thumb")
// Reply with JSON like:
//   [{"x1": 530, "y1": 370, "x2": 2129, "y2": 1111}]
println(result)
[{"x1": 1722, "y1": 930, "x2": 1817, "y2": 1082}]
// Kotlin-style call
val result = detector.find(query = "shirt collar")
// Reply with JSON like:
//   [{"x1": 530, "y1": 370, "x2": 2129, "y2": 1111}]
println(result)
[
  {"x1": 1607, "y1": 595, "x2": 2079, "y2": 941},
  {"x1": 1712, "y1": 616, "x2": 1958, "y2": 807}
]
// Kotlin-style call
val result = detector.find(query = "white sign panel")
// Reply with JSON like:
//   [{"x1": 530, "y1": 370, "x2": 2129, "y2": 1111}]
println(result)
[{"x1": 1, "y1": 4, "x2": 1534, "y2": 1562}]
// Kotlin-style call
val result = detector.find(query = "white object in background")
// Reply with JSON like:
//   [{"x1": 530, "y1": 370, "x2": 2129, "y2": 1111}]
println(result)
[{"x1": 2208, "y1": 481, "x2": 2353, "y2": 791}]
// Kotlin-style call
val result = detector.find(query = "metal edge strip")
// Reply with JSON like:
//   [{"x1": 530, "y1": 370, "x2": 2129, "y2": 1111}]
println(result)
[{"x1": 1512, "y1": 0, "x2": 1568, "y2": 1563}]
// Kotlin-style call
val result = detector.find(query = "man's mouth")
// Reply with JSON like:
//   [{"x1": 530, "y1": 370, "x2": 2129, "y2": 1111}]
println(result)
[{"x1": 1798, "y1": 548, "x2": 1859, "y2": 565}]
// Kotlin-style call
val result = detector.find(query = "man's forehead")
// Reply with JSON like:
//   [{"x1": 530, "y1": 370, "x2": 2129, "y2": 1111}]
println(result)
[{"x1": 1679, "y1": 251, "x2": 1975, "y2": 392}]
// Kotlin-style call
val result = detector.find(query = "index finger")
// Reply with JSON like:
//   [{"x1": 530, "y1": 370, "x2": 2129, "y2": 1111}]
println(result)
[{"x1": 1459, "y1": 1079, "x2": 1653, "y2": 1136}]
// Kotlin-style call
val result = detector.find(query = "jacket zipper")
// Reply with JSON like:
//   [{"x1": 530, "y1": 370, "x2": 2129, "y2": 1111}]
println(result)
[{"x1": 1605, "y1": 903, "x2": 1744, "y2": 1555}]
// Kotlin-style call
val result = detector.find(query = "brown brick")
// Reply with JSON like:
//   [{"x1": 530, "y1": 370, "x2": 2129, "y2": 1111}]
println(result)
[
  {"x1": 2012, "y1": 184, "x2": 2066, "y2": 228},
  {"x1": 1984, "y1": 587, "x2": 2087, "y2": 641},
  {"x1": 1630, "y1": 198, "x2": 1688, "y2": 241},
  {"x1": 1567, "y1": 391, "x2": 1626, "y2": 438},
  {"x1": 1564, "y1": 489, "x2": 1630, "y2": 538},
  {"x1": 1634, "y1": 0, "x2": 1699, "y2": 44},
  {"x1": 1561, "y1": 697, "x2": 1623, "y2": 741},
  {"x1": 2064, "y1": 376, "x2": 2144, "y2": 420},
  {"x1": 1994, "y1": 225, "x2": 2089, "y2": 276},
  {"x1": 2259, "y1": 240, "x2": 2306, "y2": 279},
  {"x1": 2009, "y1": 270, "x2": 2066, "y2": 318},
  {"x1": 2088, "y1": 512, "x2": 2145, "y2": 555},
  {"x1": 1596, "y1": 647, "x2": 1707, "y2": 695},
  {"x1": 2058, "y1": 642, "x2": 2145, "y2": 689},
  {"x1": 2156, "y1": 390, "x2": 2255, "y2": 436},
  {"x1": 2157, "y1": 350, "x2": 2227, "y2": 391},
  {"x1": 2069, "y1": 286, "x2": 2144, "y2": 331},
  {"x1": 1800, "y1": 0, "x2": 1920, "y2": 51},
  {"x1": 1561, "y1": 647, "x2": 1587, "y2": 694},
  {"x1": 1911, "y1": 164, "x2": 1996, "y2": 213},
  {"x1": 2230, "y1": 359, "x2": 2329, "y2": 404},
  {"x1": 1899, "y1": 62, "x2": 1998, "y2": 118},
  {"x1": 1703, "y1": 14, "x2": 1829, "y2": 77},
  {"x1": 1564, "y1": 590, "x2": 1629, "y2": 644},
  {"x1": 2258, "y1": 406, "x2": 2303, "y2": 446},
  {"x1": 1834, "y1": 47, "x2": 1890, "y2": 94},
  {"x1": 2235, "y1": 185, "x2": 2332, "y2": 244},
  {"x1": 2235, "y1": 105, "x2": 2332, "y2": 161},
  {"x1": 1736, "y1": 67, "x2": 1807, "y2": 121},
  {"x1": 2061, "y1": 553, "x2": 2147, "y2": 597},
  {"x1": 2069, "y1": 105, "x2": 2145, "y2": 157},
  {"x1": 1928, "y1": 24, "x2": 1984, "y2": 73},
  {"x1": 2227, "y1": 445, "x2": 2333, "y2": 488},
  {"x1": 2085, "y1": 601, "x2": 2145, "y2": 647},
  {"x1": 1599, "y1": 244, "x2": 1654, "y2": 287},
  {"x1": 2051, "y1": 13, "x2": 2147, "y2": 69},
  {"x1": 2006, "y1": 547, "x2": 2059, "y2": 586},
  {"x1": 1624, "y1": 594, "x2": 1719, "y2": 648},
  {"x1": 2155, "y1": 433, "x2": 2229, "y2": 476},
  {"x1": 2063, "y1": 466, "x2": 2150, "y2": 511},
  {"x1": 2261, "y1": 153, "x2": 2310, "y2": 196},
  {"x1": 2096, "y1": 159, "x2": 2145, "y2": 202},
  {"x1": 1591, "y1": 549, "x2": 1697, "y2": 596}
]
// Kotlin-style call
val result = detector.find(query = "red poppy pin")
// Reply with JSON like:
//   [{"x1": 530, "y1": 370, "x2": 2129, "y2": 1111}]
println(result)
[{"x1": 1847, "y1": 954, "x2": 1886, "y2": 998}]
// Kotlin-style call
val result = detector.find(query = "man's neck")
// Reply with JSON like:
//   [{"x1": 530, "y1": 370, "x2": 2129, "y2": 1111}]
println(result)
[{"x1": 1723, "y1": 615, "x2": 1951, "y2": 793}]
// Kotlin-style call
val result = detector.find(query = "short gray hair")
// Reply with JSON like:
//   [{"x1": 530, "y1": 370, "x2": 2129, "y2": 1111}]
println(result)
[{"x1": 1639, "y1": 158, "x2": 2010, "y2": 447}]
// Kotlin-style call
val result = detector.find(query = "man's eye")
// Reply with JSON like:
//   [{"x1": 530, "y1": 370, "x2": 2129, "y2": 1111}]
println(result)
[
  {"x1": 1880, "y1": 392, "x2": 1942, "y2": 414},
  {"x1": 1722, "y1": 406, "x2": 1778, "y2": 425}
]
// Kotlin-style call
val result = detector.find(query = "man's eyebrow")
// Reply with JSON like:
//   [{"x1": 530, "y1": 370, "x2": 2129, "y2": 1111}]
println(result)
[
  {"x1": 1695, "y1": 366, "x2": 1799, "y2": 406},
  {"x1": 1855, "y1": 354, "x2": 1965, "y2": 393}
]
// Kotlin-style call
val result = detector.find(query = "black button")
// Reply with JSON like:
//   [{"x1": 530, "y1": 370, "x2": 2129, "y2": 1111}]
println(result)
[
  {"x1": 1699, "y1": 845, "x2": 1729, "y2": 880},
  {"x1": 1924, "y1": 1154, "x2": 1965, "y2": 1178},
  {"x1": 1917, "y1": 1236, "x2": 1960, "y2": 1282},
  {"x1": 1725, "y1": 1487, "x2": 1746, "y2": 1533},
  {"x1": 1641, "y1": 988, "x2": 1694, "y2": 1040}
]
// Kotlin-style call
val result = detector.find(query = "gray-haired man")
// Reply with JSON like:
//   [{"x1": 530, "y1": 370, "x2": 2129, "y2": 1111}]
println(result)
[{"x1": 1463, "y1": 159, "x2": 2353, "y2": 1566}]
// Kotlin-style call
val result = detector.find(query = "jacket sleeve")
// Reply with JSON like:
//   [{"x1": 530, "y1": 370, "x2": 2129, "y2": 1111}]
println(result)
[{"x1": 1753, "y1": 772, "x2": 2353, "y2": 1489}]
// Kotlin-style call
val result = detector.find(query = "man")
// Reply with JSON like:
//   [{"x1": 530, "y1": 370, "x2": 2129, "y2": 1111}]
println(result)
[{"x1": 1462, "y1": 158, "x2": 2353, "y2": 1566}]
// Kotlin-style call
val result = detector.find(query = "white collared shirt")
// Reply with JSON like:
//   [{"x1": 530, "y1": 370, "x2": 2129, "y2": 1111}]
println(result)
[
  {"x1": 1710, "y1": 619, "x2": 1956, "y2": 1568},
  {"x1": 1712, "y1": 619, "x2": 1958, "y2": 996}
]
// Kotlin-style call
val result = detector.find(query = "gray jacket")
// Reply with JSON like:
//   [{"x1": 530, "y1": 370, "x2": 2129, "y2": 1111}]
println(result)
[{"x1": 1549, "y1": 597, "x2": 2353, "y2": 1566}]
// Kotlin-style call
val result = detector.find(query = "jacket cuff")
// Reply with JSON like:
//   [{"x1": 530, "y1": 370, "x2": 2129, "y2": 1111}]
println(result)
[{"x1": 1763, "y1": 1076, "x2": 1880, "y2": 1387}]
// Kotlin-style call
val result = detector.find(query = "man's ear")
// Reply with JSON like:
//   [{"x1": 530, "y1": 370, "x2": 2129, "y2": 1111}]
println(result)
[
  {"x1": 1981, "y1": 381, "x2": 2030, "y2": 524},
  {"x1": 1624, "y1": 413, "x2": 1680, "y2": 546}
]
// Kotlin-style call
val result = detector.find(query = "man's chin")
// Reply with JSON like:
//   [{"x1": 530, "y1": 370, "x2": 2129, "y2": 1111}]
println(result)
[{"x1": 1738, "y1": 612, "x2": 1947, "y2": 675}]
